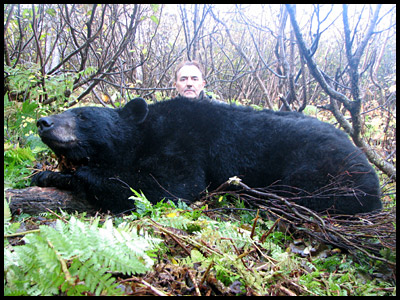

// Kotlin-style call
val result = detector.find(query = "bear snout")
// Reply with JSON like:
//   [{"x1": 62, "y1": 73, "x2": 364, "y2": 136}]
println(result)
[
  {"x1": 37, "y1": 117, "x2": 54, "y2": 132},
  {"x1": 36, "y1": 115, "x2": 78, "y2": 146}
]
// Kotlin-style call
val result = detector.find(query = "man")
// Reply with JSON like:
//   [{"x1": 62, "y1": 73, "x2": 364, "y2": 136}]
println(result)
[{"x1": 174, "y1": 60, "x2": 208, "y2": 99}]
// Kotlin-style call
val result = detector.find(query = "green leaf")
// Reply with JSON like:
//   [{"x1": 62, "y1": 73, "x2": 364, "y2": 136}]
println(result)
[
  {"x1": 150, "y1": 15, "x2": 159, "y2": 25},
  {"x1": 150, "y1": 4, "x2": 160, "y2": 13},
  {"x1": 45, "y1": 8, "x2": 56, "y2": 17}
]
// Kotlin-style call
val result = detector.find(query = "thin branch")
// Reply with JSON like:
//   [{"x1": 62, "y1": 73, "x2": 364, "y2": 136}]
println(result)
[
  {"x1": 286, "y1": 4, "x2": 395, "y2": 180},
  {"x1": 210, "y1": 8, "x2": 273, "y2": 108}
]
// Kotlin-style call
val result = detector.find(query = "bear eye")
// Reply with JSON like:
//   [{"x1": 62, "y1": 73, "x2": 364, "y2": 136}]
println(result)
[{"x1": 77, "y1": 113, "x2": 87, "y2": 121}]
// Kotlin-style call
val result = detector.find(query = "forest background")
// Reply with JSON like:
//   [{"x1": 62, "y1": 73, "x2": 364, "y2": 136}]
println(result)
[{"x1": 4, "y1": 4, "x2": 396, "y2": 185}]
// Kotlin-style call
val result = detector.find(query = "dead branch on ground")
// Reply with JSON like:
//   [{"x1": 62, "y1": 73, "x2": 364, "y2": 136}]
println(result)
[{"x1": 201, "y1": 179, "x2": 396, "y2": 267}]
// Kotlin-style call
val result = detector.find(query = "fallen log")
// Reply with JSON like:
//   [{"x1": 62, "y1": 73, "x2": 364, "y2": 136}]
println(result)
[{"x1": 5, "y1": 187, "x2": 98, "y2": 215}]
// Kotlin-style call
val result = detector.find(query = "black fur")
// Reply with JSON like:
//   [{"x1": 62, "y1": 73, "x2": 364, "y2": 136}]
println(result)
[{"x1": 32, "y1": 96, "x2": 382, "y2": 214}]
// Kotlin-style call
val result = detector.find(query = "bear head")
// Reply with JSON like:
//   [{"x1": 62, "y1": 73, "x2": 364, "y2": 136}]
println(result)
[{"x1": 36, "y1": 98, "x2": 148, "y2": 166}]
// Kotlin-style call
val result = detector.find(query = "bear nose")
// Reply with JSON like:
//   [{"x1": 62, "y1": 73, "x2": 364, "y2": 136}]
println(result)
[{"x1": 37, "y1": 117, "x2": 54, "y2": 131}]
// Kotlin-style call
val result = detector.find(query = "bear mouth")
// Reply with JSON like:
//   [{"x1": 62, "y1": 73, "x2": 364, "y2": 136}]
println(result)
[
  {"x1": 57, "y1": 155, "x2": 90, "y2": 172},
  {"x1": 41, "y1": 136, "x2": 78, "y2": 149},
  {"x1": 39, "y1": 136, "x2": 88, "y2": 171}
]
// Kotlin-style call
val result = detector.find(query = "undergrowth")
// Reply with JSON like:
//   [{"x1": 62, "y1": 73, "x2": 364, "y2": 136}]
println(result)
[
  {"x1": 4, "y1": 191, "x2": 396, "y2": 296},
  {"x1": 4, "y1": 201, "x2": 162, "y2": 296}
]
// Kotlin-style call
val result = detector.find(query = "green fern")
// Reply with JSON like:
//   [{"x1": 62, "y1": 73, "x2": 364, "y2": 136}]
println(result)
[
  {"x1": 156, "y1": 214, "x2": 196, "y2": 230},
  {"x1": 4, "y1": 216, "x2": 162, "y2": 296}
]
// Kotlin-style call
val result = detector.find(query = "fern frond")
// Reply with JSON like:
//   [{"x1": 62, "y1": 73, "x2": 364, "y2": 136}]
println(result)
[
  {"x1": 5, "y1": 216, "x2": 161, "y2": 296},
  {"x1": 76, "y1": 258, "x2": 120, "y2": 296},
  {"x1": 155, "y1": 214, "x2": 193, "y2": 230}
]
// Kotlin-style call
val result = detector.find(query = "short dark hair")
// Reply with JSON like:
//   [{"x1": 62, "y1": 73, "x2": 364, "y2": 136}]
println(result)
[{"x1": 174, "y1": 60, "x2": 205, "y2": 81}]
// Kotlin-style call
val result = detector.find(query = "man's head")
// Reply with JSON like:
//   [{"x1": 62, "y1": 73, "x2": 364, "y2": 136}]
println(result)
[{"x1": 174, "y1": 60, "x2": 206, "y2": 98}]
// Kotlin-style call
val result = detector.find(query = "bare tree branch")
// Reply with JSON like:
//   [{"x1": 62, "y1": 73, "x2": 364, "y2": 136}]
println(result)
[
  {"x1": 286, "y1": 4, "x2": 395, "y2": 180},
  {"x1": 210, "y1": 8, "x2": 273, "y2": 109}
]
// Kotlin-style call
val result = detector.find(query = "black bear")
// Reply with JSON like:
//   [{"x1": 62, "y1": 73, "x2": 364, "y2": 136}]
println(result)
[{"x1": 32, "y1": 96, "x2": 382, "y2": 214}]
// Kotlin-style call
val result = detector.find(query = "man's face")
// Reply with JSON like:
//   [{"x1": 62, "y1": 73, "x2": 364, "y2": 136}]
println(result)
[{"x1": 175, "y1": 65, "x2": 206, "y2": 98}]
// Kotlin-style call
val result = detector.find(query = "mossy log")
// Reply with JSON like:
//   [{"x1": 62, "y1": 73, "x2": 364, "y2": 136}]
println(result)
[{"x1": 5, "y1": 187, "x2": 98, "y2": 215}]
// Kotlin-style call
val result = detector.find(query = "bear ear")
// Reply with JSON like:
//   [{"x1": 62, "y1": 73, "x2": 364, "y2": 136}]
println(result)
[{"x1": 120, "y1": 98, "x2": 149, "y2": 124}]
